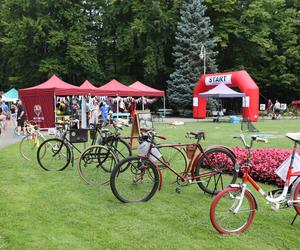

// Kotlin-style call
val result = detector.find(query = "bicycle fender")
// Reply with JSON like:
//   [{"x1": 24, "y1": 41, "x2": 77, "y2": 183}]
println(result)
[{"x1": 229, "y1": 184, "x2": 259, "y2": 210}]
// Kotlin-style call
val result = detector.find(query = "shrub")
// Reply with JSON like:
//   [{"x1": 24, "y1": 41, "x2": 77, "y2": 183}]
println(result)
[{"x1": 231, "y1": 147, "x2": 299, "y2": 186}]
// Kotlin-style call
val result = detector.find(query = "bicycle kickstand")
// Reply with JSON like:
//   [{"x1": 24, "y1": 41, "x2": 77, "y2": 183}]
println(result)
[{"x1": 291, "y1": 213, "x2": 298, "y2": 225}]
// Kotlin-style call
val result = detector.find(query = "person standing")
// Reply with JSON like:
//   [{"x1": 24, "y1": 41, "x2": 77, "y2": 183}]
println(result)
[
  {"x1": 274, "y1": 100, "x2": 281, "y2": 119},
  {"x1": 128, "y1": 97, "x2": 136, "y2": 123},
  {"x1": 89, "y1": 98, "x2": 99, "y2": 126},
  {"x1": 266, "y1": 99, "x2": 273, "y2": 115},
  {"x1": 0, "y1": 107, "x2": 7, "y2": 135},
  {"x1": 100, "y1": 102, "x2": 109, "y2": 124},
  {"x1": 17, "y1": 100, "x2": 26, "y2": 135},
  {"x1": 10, "y1": 103, "x2": 17, "y2": 126},
  {"x1": 1, "y1": 101, "x2": 9, "y2": 117}
]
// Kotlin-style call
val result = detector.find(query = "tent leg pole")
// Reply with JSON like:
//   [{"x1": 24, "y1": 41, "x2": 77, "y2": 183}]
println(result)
[
  {"x1": 54, "y1": 96, "x2": 57, "y2": 127},
  {"x1": 117, "y1": 96, "x2": 119, "y2": 120},
  {"x1": 142, "y1": 96, "x2": 144, "y2": 110},
  {"x1": 163, "y1": 96, "x2": 166, "y2": 118}
]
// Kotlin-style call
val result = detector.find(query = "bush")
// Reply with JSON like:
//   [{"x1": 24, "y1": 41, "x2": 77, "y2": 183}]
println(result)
[{"x1": 231, "y1": 147, "x2": 299, "y2": 186}]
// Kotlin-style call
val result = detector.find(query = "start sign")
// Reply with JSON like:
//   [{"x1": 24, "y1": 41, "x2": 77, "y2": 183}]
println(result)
[{"x1": 205, "y1": 74, "x2": 232, "y2": 85}]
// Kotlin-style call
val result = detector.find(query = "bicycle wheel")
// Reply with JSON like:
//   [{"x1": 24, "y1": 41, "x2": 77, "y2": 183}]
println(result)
[
  {"x1": 293, "y1": 180, "x2": 300, "y2": 214},
  {"x1": 78, "y1": 145, "x2": 118, "y2": 185},
  {"x1": 194, "y1": 147, "x2": 237, "y2": 195},
  {"x1": 156, "y1": 145, "x2": 187, "y2": 173},
  {"x1": 19, "y1": 134, "x2": 45, "y2": 161},
  {"x1": 106, "y1": 137, "x2": 132, "y2": 162},
  {"x1": 110, "y1": 156, "x2": 160, "y2": 203},
  {"x1": 210, "y1": 187, "x2": 256, "y2": 234},
  {"x1": 37, "y1": 138, "x2": 71, "y2": 171}
]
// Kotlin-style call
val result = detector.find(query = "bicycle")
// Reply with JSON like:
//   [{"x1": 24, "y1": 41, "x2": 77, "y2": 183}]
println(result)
[
  {"x1": 210, "y1": 133, "x2": 300, "y2": 234},
  {"x1": 19, "y1": 122, "x2": 47, "y2": 161},
  {"x1": 110, "y1": 129, "x2": 237, "y2": 203},
  {"x1": 37, "y1": 120, "x2": 117, "y2": 172},
  {"x1": 77, "y1": 122, "x2": 132, "y2": 185}
]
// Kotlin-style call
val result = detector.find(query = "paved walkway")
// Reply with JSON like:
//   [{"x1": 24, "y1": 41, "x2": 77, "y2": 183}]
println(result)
[{"x1": 0, "y1": 123, "x2": 22, "y2": 149}]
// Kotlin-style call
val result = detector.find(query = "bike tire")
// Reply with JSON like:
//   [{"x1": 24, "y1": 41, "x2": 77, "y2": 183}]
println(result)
[
  {"x1": 156, "y1": 145, "x2": 187, "y2": 173},
  {"x1": 110, "y1": 156, "x2": 160, "y2": 203},
  {"x1": 78, "y1": 145, "x2": 118, "y2": 185},
  {"x1": 194, "y1": 147, "x2": 237, "y2": 195},
  {"x1": 293, "y1": 180, "x2": 300, "y2": 214},
  {"x1": 105, "y1": 137, "x2": 132, "y2": 162},
  {"x1": 37, "y1": 138, "x2": 71, "y2": 171},
  {"x1": 19, "y1": 134, "x2": 45, "y2": 161},
  {"x1": 210, "y1": 187, "x2": 256, "y2": 234}
]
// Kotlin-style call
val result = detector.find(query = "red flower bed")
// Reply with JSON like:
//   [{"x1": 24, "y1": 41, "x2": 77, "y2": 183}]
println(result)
[{"x1": 231, "y1": 147, "x2": 298, "y2": 186}]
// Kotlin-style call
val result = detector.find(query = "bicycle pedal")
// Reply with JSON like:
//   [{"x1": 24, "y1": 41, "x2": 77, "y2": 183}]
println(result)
[{"x1": 175, "y1": 187, "x2": 181, "y2": 194}]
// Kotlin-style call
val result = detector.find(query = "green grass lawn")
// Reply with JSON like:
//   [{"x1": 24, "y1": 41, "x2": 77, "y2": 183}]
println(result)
[{"x1": 0, "y1": 119, "x2": 300, "y2": 249}]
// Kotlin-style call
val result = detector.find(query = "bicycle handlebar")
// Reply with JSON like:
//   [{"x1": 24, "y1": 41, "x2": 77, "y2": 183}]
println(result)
[{"x1": 234, "y1": 134, "x2": 268, "y2": 148}]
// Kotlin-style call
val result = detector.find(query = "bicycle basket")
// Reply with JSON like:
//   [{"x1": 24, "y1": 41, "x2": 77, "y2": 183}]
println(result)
[{"x1": 70, "y1": 129, "x2": 88, "y2": 143}]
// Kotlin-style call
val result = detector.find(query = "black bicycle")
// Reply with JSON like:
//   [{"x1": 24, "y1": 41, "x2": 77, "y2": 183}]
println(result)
[
  {"x1": 77, "y1": 122, "x2": 132, "y2": 185},
  {"x1": 37, "y1": 121, "x2": 117, "y2": 171}
]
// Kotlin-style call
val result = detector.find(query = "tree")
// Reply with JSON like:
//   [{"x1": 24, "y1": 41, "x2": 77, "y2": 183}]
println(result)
[
  {"x1": 0, "y1": 0, "x2": 102, "y2": 88},
  {"x1": 167, "y1": 0, "x2": 217, "y2": 109}
]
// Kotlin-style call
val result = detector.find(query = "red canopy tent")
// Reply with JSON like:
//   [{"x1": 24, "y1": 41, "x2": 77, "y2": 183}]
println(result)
[
  {"x1": 98, "y1": 79, "x2": 141, "y2": 96},
  {"x1": 129, "y1": 81, "x2": 164, "y2": 97},
  {"x1": 79, "y1": 80, "x2": 106, "y2": 96},
  {"x1": 80, "y1": 80, "x2": 98, "y2": 91},
  {"x1": 129, "y1": 81, "x2": 166, "y2": 116},
  {"x1": 19, "y1": 75, "x2": 83, "y2": 128}
]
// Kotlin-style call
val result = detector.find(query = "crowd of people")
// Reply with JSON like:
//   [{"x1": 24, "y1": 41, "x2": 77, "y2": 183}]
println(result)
[
  {"x1": 56, "y1": 96, "x2": 137, "y2": 126},
  {"x1": 0, "y1": 97, "x2": 27, "y2": 135}
]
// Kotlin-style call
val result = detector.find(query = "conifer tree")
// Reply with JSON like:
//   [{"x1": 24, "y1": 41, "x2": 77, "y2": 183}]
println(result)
[{"x1": 167, "y1": 0, "x2": 218, "y2": 109}]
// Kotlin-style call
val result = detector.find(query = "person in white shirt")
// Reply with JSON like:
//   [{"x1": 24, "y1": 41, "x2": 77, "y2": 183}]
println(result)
[
  {"x1": 274, "y1": 100, "x2": 281, "y2": 118},
  {"x1": 89, "y1": 98, "x2": 99, "y2": 126}
]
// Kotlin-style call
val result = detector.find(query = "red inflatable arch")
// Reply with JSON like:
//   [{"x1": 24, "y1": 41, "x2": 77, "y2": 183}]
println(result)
[{"x1": 193, "y1": 70, "x2": 259, "y2": 122}]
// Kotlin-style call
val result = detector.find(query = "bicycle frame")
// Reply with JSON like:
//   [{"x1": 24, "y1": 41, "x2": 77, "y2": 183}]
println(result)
[
  {"x1": 234, "y1": 140, "x2": 300, "y2": 212},
  {"x1": 142, "y1": 140, "x2": 215, "y2": 185}
]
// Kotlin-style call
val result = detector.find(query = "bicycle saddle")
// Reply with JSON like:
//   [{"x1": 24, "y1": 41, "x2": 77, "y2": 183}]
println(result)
[
  {"x1": 286, "y1": 133, "x2": 300, "y2": 143},
  {"x1": 189, "y1": 131, "x2": 205, "y2": 140}
]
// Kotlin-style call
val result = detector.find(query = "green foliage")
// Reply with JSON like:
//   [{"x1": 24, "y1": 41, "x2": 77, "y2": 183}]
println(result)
[
  {"x1": 0, "y1": 0, "x2": 298, "y2": 106},
  {"x1": 168, "y1": 0, "x2": 218, "y2": 108},
  {"x1": 204, "y1": 0, "x2": 300, "y2": 101}
]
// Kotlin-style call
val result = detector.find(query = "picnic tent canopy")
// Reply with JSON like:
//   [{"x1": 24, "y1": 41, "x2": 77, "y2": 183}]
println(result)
[
  {"x1": 129, "y1": 81, "x2": 166, "y2": 115},
  {"x1": 19, "y1": 75, "x2": 84, "y2": 128},
  {"x1": 98, "y1": 79, "x2": 141, "y2": 96},
  {"x1": 199, "y1": 83, "x2": 245, "y2": 98},
  {"x1": 129, "y1": 81, "x2": 164, "y2": 96},
  {"x1": 19, "y1": 74, "x2": 83, "y2": 97},
  {"x1": 79, "y1": 80, "x2": 102, "y2": 95},
  {"x1": 2, "y1": 88, "x2": 18, "y2": 102}
]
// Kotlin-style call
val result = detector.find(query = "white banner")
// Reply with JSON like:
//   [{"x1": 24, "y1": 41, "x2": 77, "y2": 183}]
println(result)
[
  {"x1": 242, "y1": 96, "x2": 250, "y2": 108},
  {"x1": 193, "y1": 97, "x2": 198, "y2": 107},
  {"x1": 205, "y1": 74, "x2": 232, "y2": 85}
]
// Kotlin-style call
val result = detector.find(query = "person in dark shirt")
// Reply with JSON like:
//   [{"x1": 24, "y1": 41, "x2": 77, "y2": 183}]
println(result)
[{"x1": 17, "y1": 100, "x2": 27, "y2": 135}]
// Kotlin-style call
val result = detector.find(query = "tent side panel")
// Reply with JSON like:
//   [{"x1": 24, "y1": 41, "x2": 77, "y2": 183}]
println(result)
[{"x1": 19, "y1": 93, "x2": 54, "y2": 128}]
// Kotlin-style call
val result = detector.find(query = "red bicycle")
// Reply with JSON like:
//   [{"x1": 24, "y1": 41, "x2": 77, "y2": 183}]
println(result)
[
  {"x1": 210, "y1": 133, "x2": 300, "y2": 234},
  {"x1": 110, "y1": 129, "x2": 237, "y2": 203}
]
